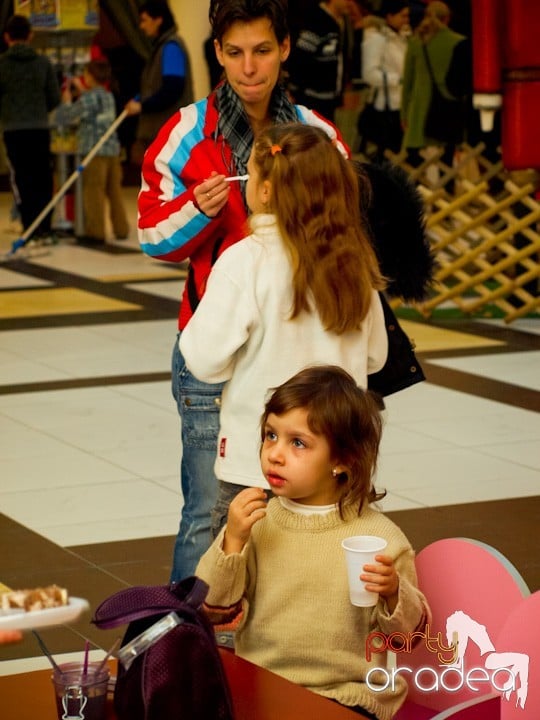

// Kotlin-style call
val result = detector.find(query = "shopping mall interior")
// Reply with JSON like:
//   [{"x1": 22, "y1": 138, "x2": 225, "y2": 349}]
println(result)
[{"x1": 0, "y1": 1, "x2": 539, "y2": 699}]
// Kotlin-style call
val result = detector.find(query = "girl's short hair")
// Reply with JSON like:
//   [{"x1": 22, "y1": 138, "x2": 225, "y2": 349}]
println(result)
[
  {"x1": 209, "y1": 0, "x2": 289, "y2": 44},
  {"x1": 261, "y1": 365, "x2": 385, "y2": 516},
  {"x1": 252, "y1": 123, "x2": 385, "y2": 334}
]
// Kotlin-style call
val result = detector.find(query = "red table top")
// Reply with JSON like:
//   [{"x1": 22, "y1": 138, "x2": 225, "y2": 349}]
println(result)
[{"x1": 0, "y1": 649, "x2": 364, "y2": 719}]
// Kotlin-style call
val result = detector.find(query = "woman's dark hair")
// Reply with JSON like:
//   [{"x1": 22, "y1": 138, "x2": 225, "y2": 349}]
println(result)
[
  {"x1": 380, "y1": 0, "x2": 409, "y2": 17},
  {"x1": 261, "y1": 365, "x2": 386, "y2": 517},
  {"x1": 139, "y1": 1, "x2": 176, "y2": 33},
  {"x1": 209, "y1": 0, "x2": 289, "y2": 44}
]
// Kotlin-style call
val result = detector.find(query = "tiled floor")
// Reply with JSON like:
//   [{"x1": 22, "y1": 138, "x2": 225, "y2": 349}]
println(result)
[{"x1": 0, "y1": 186, "x2": 539, "y2": 676}]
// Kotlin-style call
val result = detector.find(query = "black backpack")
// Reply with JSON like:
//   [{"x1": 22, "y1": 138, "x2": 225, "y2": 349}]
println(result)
[{"x1": 93, "y1": 577, "x2": 235, "y2": 720}]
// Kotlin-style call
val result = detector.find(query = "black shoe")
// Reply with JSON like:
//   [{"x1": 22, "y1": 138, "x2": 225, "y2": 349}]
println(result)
[{"x1": 77, "y1": 235, "x2": 105, "y2": 246}]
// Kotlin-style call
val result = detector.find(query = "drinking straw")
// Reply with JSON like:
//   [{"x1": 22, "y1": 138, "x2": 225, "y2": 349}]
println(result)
[
  {"x1": 82, "y1": 639, "x2": 90, "y2": 677},
  {"x1": 95, "y1": 637, "x2": 121, "y2": 676},
  {"x1": 32, "y1": 630, "x2": 63, "y2": 675}
]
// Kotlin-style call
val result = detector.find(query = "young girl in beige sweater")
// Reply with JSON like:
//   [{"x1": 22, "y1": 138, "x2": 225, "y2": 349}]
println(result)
[{"x1": 196, "y1": 365, "x2": 430, "y2": 720}]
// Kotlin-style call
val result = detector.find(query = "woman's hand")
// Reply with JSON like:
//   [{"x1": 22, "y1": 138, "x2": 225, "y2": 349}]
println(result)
[
  {"x1": 223, "y1": 487, "x2": 267, "y2": 555},
  {"x1": 361, "y1": 554, "x2": 399, "y2": 612},
  {"x1": 0, "y1": 629, "x2": 23, "y2": 645},
  {"x1": 194, "y1": 172, "x2": 230, "y2": 217},
  {"x1": 124, "y1": 98, "x2": 142, "y2": 116}
]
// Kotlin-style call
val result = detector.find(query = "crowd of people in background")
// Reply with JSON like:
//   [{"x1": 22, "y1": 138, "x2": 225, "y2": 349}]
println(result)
[
  {"x1": 285, "y1": 0, "x2": 472, "y2": 163},
  {"x1": 0, "y1": 0, "x2": 474, "y2": 243}
]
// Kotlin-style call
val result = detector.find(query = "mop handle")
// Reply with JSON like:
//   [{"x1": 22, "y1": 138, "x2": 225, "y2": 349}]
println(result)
[{"x1": 13, "y1": 108, "x2": 130, "y2": 250}]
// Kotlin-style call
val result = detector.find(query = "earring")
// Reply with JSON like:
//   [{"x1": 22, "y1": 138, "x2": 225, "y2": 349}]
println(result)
[{"x1": 332, "y1": 468, "x2": 338, "y2": 477}]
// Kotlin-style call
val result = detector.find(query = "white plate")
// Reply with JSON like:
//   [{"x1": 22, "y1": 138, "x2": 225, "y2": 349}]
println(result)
[{"x1": 0, "y1": 597, "x2": 89, "y2": 630}]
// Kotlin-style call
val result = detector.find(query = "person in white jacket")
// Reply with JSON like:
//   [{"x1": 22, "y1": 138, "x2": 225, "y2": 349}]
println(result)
[
  {"x1": 360, "y1": 0, "x2": 410, "y2": 158},
  {"x1": 180, "y1": 122, "x2": 388, "y2": 536}
]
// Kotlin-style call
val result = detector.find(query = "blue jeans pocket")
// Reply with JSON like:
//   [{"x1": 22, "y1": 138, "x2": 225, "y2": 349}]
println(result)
[
  {"x1": 172, "y1": 335, "x2": 225, "y2": 450},
  {"x1": 180, "y1": 390, "x2": 222, "y2": 449}
]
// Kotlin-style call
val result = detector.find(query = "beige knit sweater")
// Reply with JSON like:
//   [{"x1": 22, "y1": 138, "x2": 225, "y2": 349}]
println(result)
[{"x1": 196, "y1": 499, "x2": 430, "y2": 720}]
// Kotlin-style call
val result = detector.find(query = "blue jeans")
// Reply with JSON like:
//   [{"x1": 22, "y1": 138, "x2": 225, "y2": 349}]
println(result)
[
  {"x1": 211, "y1": 481, "x2": 273, "y2": 540},
  {"x1": 170, "y1": 336, "x2": 224, "y2": 583}
]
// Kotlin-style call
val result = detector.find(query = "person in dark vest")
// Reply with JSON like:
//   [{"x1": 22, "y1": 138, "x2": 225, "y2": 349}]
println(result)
[
  {"x1": 137, "y1": 0, "x2": 348, "y2": 585},
  {"x1": 0, "y1": 14, "x2": 60, "y2": 241},
  {"x1": 125, "y1": 1, "x2": 193, "y2": 161}
]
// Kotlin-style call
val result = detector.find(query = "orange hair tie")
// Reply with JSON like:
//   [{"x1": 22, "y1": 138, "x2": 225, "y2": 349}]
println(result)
[{"x1": 270, "y1": 144, "x2": 282, "y2": 156}]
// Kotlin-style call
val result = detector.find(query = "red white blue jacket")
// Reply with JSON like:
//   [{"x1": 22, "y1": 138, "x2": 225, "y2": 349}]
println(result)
[{"x1": 138, "y1": 89, "x2": 348, "y2": 329}]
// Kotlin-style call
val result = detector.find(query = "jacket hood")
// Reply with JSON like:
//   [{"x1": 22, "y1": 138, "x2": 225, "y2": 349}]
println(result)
[{"x1": 6, "y1": 43, "x2": 38, "y2": 62}]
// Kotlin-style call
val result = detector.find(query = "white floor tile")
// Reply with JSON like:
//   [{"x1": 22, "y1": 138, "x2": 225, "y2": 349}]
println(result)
[
  {"x1": 378, "y1": 447, "x2": 540, "y2": 505},
  {"x1": 0, "y1": 447, "x2": 137, "y2": 492},
  {"x1": 41, "y1": 512, "x2": 182, "y2": 546},
  {"x1": 380, "y1": 423, "x2": 453, "y2": 455},
  {"x1": 86, "y1": 319, "x2": 177, "y2": 350},
  {"x1": 0, "y1": 354, "x2": 69, "y2": 385},
  {"x1": 28, "y1": 244, "x2": 184, "y2": 281},
  {"x1": 383, "y1": 383, "x2": 502, "y2": 424},
  {"x1": 405, "y1": 406, "x2": 540, "y2": 447},
  {"x1": 112, "y1": 381, "x2": 176, "y2": 412},
  {"x1": 428, "y1": 351, "x2": 540, "y2": 391},
  {"x1": 0, "y1": 388, "x2": 177, "y2": 454},
  {"x1": 148, "y1": 475, "x2": 180, "y2": 493},
  {"x1": 1, "y1": 325, "x2": 170, "y2": 381},
  {"x1": 475, "y1": 440, "x2": 540, "y2": 471},
  {"x1": 1, "y1": 479, "x2": 180, "y2": 540},
  {"x1": 0, "y1": 416, "x2": 75, "y2": 459},
  {"x1": 125, "y1": 279, "x2": 185, "y2": 300},
  {"x1": 99, "y1": 440, "x2": 180, "y2": 478}
]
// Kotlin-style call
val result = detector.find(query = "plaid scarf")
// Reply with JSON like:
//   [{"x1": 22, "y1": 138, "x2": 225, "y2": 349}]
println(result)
[{"x1": 216, "y1": 81, "x2": 298, "y2": 181}]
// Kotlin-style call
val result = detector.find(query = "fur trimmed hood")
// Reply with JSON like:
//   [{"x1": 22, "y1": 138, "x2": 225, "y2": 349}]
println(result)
[{"x1": 355, "y1": 160, "x2": 435, "y2": 301}]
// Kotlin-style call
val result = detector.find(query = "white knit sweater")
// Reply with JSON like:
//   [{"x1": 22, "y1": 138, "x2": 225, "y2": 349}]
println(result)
[{"x1": 179, "y1": 213, "x2": 388, "y2": 488}]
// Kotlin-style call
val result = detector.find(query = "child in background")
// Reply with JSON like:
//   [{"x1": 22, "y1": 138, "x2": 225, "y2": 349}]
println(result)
[
  {"x1": 196, "y1": 365, "x2": 430, "y2": 720},
  {"x1": 58, "y1": 60, "x2": 129, "y2": 245},
  {"x1": 179, "y1": 123, "x2": 388, "y2": 536}
]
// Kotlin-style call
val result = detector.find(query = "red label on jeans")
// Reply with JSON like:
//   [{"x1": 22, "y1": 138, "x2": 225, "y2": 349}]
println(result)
[{"x1": 219, "y1": 438, "x2": 226, "y2": 457}]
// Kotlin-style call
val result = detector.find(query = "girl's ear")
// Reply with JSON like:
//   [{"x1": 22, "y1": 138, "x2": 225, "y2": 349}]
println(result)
[{"x1": 332, "y1": 464, "x2": 348, "y2": 478}]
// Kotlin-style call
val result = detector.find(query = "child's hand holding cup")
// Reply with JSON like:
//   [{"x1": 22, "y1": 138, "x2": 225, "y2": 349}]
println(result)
[{"x1": 341, "y1": 536, "x2": 388, "y2": 607}]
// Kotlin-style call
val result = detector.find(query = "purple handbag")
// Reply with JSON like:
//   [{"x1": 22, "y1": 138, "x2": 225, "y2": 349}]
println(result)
[{"x1": 93, "y1": 577, "x2": 235, "y2": 720}]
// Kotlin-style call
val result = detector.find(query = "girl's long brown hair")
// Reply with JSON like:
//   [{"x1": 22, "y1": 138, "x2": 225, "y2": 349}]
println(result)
[{"x1": 251, "y1": 124, "x2": 385, "y2": 334}]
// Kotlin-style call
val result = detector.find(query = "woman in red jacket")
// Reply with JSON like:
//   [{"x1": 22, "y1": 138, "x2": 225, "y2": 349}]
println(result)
[{"x1": 137, "y1": 0, "x2": 347, "y2": 584}]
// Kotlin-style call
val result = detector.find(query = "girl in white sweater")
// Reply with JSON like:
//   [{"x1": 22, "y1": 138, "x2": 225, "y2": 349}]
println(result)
[
  {"x1": 196, "y1": 365, "x2": 430, "y2": 720},
  {"x1": 180, "y1": 122, "x2": 388, "y2": 536}
]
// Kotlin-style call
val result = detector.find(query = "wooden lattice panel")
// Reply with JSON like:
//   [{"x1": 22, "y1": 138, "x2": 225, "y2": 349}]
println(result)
[{"x1": 391, "y1": 144, "x2": 540, "y2": 322}]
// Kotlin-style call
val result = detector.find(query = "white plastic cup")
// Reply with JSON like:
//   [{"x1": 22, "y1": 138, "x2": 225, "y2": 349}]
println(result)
[{"x1": 341, "y1": 535, "x2": 388, "y2": 607}]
